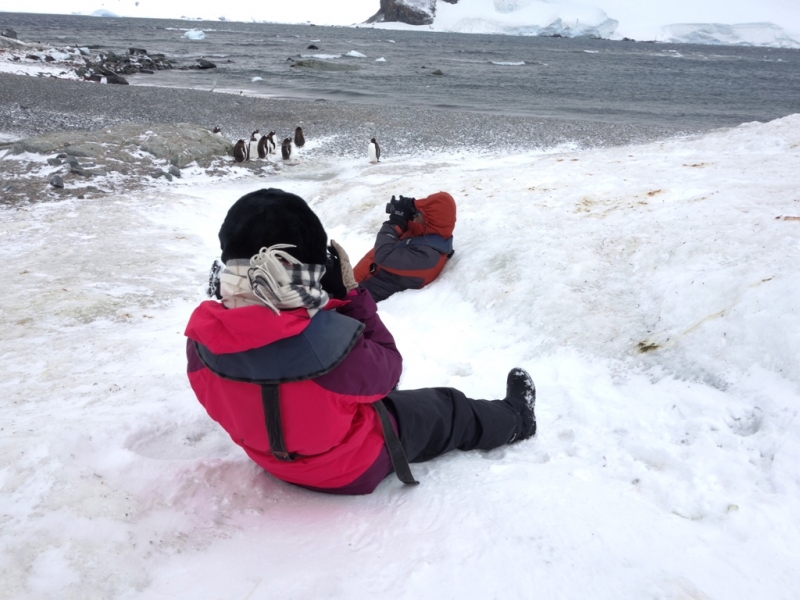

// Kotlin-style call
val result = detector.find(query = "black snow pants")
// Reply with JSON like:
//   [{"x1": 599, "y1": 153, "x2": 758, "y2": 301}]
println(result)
[{"x1": 384, "y1": 387, "x2": 518, "y2": 463}]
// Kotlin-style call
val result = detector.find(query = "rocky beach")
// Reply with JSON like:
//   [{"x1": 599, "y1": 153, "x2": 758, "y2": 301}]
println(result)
[
  {"x1": 0, "y1": 25, "x2": 707, "y2": 206},
  {"x1": 0, "y1": 69, "x2": 696, "y2": 205}
]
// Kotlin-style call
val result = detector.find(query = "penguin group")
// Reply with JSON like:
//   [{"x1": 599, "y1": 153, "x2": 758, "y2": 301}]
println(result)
[
  {"x1": 230, "y1": 127, "x2": 304, "y2": 163},
  {"x1": 224, "y1": 125, "x2": 383, "y2": 166}
]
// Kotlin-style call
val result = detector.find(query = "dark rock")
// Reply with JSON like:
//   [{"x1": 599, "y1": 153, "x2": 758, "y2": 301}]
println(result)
[
  {"x1": 14, "y1": 123, "x2": 233, "y2": 169},
  {"x1": 26, "y1": 54, "x2": 42, "y2": 61},
  {"x1": 129, "y1": 47, "x2": 147, "y2": 55},
  {"x1": 195, "y1": 58, "x2": 216, "y2": 69},
  {"x1": 307, "y1": 44, "x2": 319, "y2": 50},
  {"x1": 622, "y1": 37, "x2": 636, "y2": 42},
  {"x1": 49, "y1": 175, "x2": 65, "y2": 188},
  {"x1": 430, "y1": 69, "x2": 444, "y2": 75},
  {"x1": 66, "y1": 157, "x2": 80, "y2": 168},
  {"x1": 150, "y1": 170, "x2": 172, "y2": 181},
  {"x1": 291, "y1": 59, "x2": 362, "y2": 72},
  {"x1": 44, "y1": 55, "x2": 56, "y2": 62},
  {"x1": 47, "y1": 157, "x2": 63, "y2": 166},
  {"x1": 139, "y1": 69, "x2": 154, "y2": 74},
  {"x1": 56, "y1": 153, "x2": 68, "y2": 159},
  {"x1": 105, "y1": 74, "x2": 129, "y2": 85},
  {"x1": 367, "y1": 0, "x2": 434, "y2": 26},
  {"x1": 70, "y1": 166, "x2": 91, "y2": 177},
  {"x1": 167, "y1": 165, "x2": 181, "y2": 178},
  {"x1": 2, "y1": 28, "x2": 18, "y2": 39}
]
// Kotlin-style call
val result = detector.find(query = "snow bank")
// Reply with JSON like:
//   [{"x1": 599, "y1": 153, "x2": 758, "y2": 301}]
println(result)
[{"x1": 1, "y1": 114, "x2": 799, "y2": 598}]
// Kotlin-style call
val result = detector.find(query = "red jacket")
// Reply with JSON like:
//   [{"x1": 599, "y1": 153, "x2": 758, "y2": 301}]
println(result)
[{"x1": 185, "y1": 289, "x2": 402, "y2": 489}]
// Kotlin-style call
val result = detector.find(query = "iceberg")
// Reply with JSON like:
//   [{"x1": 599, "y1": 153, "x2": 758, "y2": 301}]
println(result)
[
  {"x1": 346, "y1": 50, "x2": 367, "y2": 57},
  {"x1": 183, "y1": 29, "x2": 206, "y2": 40},
  {"x1": 90, "y1": 9, "x2": 119, "y2": 17}
]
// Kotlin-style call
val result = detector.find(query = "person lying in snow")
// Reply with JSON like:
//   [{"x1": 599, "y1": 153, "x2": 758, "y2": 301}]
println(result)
[
  {"x1": 184, "y1": 188, "x2": 536, "y2": 495},
  {"x1": 353, "y1": 192, "x2": 456, "y2": 302}
]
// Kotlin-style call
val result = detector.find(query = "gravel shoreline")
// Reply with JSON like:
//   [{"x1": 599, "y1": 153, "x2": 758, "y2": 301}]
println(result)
[{"x1": 0, "y1": 72, "x2": 706, "y2": 158}]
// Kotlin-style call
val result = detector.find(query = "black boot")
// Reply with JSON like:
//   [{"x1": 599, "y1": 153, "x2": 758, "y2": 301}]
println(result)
[{"x1": 504, "y1": 368, "x2": 536, "y2": 443}]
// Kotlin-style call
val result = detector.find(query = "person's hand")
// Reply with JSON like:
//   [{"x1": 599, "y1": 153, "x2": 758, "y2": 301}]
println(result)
[
  {"x1": 387, "y1": 195, "x2": 416, "y2": 228},
  {"x1": 320, "y1": 240, "x2": 358, "y2": 299}
]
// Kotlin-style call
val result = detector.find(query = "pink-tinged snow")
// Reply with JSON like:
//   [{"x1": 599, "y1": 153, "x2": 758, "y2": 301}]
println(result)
[{"x1": 1, "y1": 115, "x2": 799, "y2": 598}]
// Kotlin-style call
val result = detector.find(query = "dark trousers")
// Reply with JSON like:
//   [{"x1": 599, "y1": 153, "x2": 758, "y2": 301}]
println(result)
[{"x1": 384, "y1": 387, "x2": 517, "y2": 463}]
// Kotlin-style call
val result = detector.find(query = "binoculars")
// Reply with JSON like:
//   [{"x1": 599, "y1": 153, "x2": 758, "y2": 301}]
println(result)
[{"x1": 385, "y1": 195, "x2": 417, "y2": 216}]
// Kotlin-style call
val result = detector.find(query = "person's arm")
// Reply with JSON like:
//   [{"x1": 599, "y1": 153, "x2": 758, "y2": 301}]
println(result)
[
  {"x1": 373, "y1": 221, "x2": 441, "y2": 272},
  {"x1": 316, "y1": 288, "x2": 402, "y2": 398}
]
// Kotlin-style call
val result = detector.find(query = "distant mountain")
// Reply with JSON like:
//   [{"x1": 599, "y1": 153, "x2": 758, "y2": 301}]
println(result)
[
  {"x1": 367, "y1": 0, "x2": 437, "y2": 26},
  {"x1": 365, "y1": 0, "x2": 800, "y2": 48}
]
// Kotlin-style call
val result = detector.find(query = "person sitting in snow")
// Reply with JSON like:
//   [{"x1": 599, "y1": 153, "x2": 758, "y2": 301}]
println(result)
[
  {"x1": 353, "y1": 192, "x2": 456, "y2": 302},
  {"x1": 184, "y1": 188, "x2": 537, "y2": 495}
]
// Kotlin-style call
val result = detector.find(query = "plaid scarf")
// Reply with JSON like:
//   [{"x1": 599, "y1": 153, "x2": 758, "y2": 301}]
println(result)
[{"x1": 211, "y1": 244, "x2": 329, "y2": 315}]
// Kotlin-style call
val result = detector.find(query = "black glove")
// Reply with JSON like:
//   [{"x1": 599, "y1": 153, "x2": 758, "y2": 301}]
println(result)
[
  {"x1": 387, "y1": 195, "x2": 416, "y2": 228},
  {"x1": 320, "y1": 240, "x2": 357, "y2": 300}
]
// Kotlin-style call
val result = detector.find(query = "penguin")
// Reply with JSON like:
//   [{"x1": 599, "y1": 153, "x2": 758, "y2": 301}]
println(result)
[
  {"x1": 233, "y1": 139, "x2": 247, "y2": 163},
  {"x1": 248, "y1": 130, "x2": 260, "y2": 161},
  {"x1": 294, "y1": 126, "x2": 305, "y2": 148},
  {"x1": 281, "y1": 137, "x2": 292, "y2": 160},
  {"x1": 257, "y1": 133, "x2": 269, "y2": 159},
  {"x1": 266, "y1": 131, "x2": 277, "y2": 154},
  {"x1": 212, "y1": 125, "x2": 222, "y2": 135},
  {"x1": 368, "y1": 138, "x2": 380, "y2": 163}
]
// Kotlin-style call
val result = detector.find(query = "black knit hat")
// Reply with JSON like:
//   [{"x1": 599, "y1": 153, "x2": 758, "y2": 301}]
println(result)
[{"x1": 218, "y1": 188, "x2": 328, "y2": 265}]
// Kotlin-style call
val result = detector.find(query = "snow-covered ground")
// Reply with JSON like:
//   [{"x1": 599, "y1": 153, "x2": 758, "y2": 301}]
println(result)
[
  {"x1": 1, "y1": 112, "x2": 799, "y2": 597},
  {"x1": 2, "y1": 0, "x2": 800, "y2": 47}
]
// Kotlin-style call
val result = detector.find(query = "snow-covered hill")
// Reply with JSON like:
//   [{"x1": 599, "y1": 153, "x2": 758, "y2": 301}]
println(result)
[
  {"x1": 1, "y1": 114, "x2": 799, "y2": 598},
  {"x1": 368, "y1": 0, "x2": 800, "y2": 47}
]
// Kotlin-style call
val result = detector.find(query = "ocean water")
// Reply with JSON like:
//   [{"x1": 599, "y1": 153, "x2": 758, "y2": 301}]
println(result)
[{"x1": 2, "y1": 12, "x2": 800, "y2": 128}]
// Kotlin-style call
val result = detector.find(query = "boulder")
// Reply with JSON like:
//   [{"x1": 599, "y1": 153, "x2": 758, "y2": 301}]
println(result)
[
  {"x1": 1, "y1": 28, "x2": 17, "y2": 39},
  {"x1": 49, "y1": 175, "x2": 65, "y2": 188},
  {"x1": 104, "y1": 74, "x2": 129, "y2": 85},
  {"x1": 12, "y1": 123, "x2": 233, "y2": 168},
  {"x1": 195, "y1": 58, "x2": 216, "y2": 69}
]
